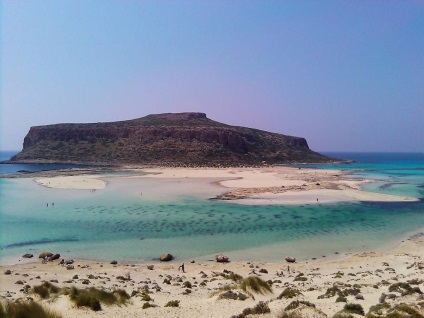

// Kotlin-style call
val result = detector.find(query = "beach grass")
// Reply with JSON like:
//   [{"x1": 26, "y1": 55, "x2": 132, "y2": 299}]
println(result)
[
  {"x1": 240, "y1": 276, "x2": 273, "y2": 295},
  {"x1": 0, "y1": 300, "x2": 62, "y2": 318},
  {"x1": 68, "y1": 286, "x2": 130, "y2": 311}
]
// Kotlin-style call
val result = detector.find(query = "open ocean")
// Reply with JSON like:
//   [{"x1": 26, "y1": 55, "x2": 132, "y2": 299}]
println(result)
[{"x1": 1, "y1": 151, "x2": 423, "y2": 264}]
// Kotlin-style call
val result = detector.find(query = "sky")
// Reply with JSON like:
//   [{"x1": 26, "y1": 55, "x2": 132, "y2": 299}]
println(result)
[{"x1": 1, "y1": 1, "x2": 423, "y2": 152}]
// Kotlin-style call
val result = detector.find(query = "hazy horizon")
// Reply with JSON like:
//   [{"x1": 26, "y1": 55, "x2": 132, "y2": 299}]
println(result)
[{"x1": 1, "y1": 1, "x2": 423, "y2": 152}]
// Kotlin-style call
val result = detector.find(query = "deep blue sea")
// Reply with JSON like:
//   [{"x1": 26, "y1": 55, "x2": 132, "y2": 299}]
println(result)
[
  {"x1": 1, "y1": 152, "x2": 423, "y2": 264},
  {"x1": 0, "y1": 151, "x2": 93, "y2": 174}
]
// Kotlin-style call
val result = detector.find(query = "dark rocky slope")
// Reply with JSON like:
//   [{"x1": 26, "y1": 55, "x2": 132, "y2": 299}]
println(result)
[{"x1": 9, "y1": 112, "x2": 335, "y2": 166}]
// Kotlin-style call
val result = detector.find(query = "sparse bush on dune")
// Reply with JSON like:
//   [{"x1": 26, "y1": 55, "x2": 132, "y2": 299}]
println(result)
[
  {"x1": 230, "y1": 301, "x2": 271, "y2": 318},
  {"x1": 318, "y1": 286, "x2": 361, "y2": 299},
  {"x1": 285, "y1": 300, "x2": 315, "y2": 311},
  {"x1": 74, "y1": 291, "x2": 102, "y2": 311},
  {"x1": 221, "y1": 271, "x2": 243, "y2": 283},
  {"x1": 390, "y1": 304, "x2": 424, "y2": 318},
  {"x1": 276, "y1": 311, "x2": 303, "y2": 318},
  {"x1": 0, "y1": 300, "x2": 62, "y2": 318},
  {"x1": 365, "y1": 303, "x2": 424, "y2": 318},
  {"x1": 336, "y1": 296, "x2": 347, "y2": 303},
  {"x1": 142, "y1": 302, "x2": 158, "y2": 309},
  {"x1": 388, "y1": 282, "x2": 423, "y2": 296},
  {"x1": 32, "y1": 282, "x2": 61, "y2": 299},
  {"x1": 343, "y1": 303, "x2": 365, "y2": 316},
  {"x1": 240, "y1": 276, "x2": 273, "y2": 295},
  {"x1": 33, "y1": 285, "x2": 50, "y2": 299},
  {"x1": 0, "y1": 302, "x2": 5, "y2": 317},
  {"x1": 164, "y1": 300, "x2": 180, "y2": 307},
  {"x1": 366, "y1": 303, "x2": 391, "y2": 317},
  {"x1": 68, "y1": 286, "x2": 130, "y2": 311},
  {"x1": 278, "y1": 287, "x2": 302, "y2": 299},
  {"x1": 113, "y1": 289, "x2": 130, "y2": 304}
]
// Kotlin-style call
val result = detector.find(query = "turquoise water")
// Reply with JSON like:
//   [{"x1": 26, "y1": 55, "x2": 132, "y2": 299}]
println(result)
[{"x1": 1, "y1": 153, "x2": 424, "y2": 264}]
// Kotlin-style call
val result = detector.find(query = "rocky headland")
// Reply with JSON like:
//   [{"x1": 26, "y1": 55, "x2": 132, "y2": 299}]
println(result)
[{"x1": 8, "y1": 112, "x2": 336, "y2": 166}]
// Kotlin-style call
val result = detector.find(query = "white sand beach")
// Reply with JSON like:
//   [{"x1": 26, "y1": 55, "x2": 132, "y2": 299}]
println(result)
[{"x1": 1, "y1": 234, "x2": 424, "y2": 318}]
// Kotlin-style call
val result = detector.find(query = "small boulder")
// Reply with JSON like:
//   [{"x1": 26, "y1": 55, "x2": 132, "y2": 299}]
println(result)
[
  {"x1": 66, "y1": 265, "x2": 74, "y2": 270},
  {"x1": 215, "y1": 254, "x2": 229, "y2": 263},
  {"x1": 285, "y1": 257, "x2": 296, "y2": 263},
  {"x1": 160, "y1": 253, "x2": 173, "y2": 262},
  {"x1": 50, "y1": 254, "x2": 60, "y2": 261},
  {"x1": 22, "y1": 254, "x2": 33, "y2": 259},
  {"x1": 4, "y1": 270, "x2": 12, "y2": 275},
  {"x1": 39, "y1": 252, "x2": 53, "y2": 259},
  {"x1": 110, "y1": 260, "x2": 118, "y2": 265},
  {"x1": 147, "y1": 265, "x2": 154, "y2": 270}
]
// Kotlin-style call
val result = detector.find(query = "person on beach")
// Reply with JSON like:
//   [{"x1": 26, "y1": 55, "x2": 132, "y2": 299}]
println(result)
[{"x1": 179, "y1": 263, "x2": 185, "y2": 273}]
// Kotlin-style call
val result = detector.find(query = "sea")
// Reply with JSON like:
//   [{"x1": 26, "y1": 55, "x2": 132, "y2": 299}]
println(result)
[{"x1": 1, "y1": 151, "x2": 423, "y2": 264}]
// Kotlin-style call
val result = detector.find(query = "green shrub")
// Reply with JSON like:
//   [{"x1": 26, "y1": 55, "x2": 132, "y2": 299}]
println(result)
[
  {"x1": 183, "y1": 281, "x2": 192, "y2": 289},
  {"x1": 392, "y1": 304, "x2": 424, "y2": 317},
  {"x1": 164, "y1": 300, "x2": 180, "y2": 307},
  {"x1": 344, "y1": 303, "x2": 365, "y2": 316},
  {"x1": 242, "y1": 301, "x2": 270, "y2": 315},
  {"x1": 142, "y1": 302, "x2": 157, "y2": 309},
  {"x1": 336, "y1": 296, "x2": 347, "y2": 303},
  {"x1": 366, "y1": 303, "x2": 391, "y2": 317},
  {"x1": 388, "y1": 282, "x2": 422, "y2": 296},
  {"x1": 141, "y1": 294, "x2": 152, "y2": 301},
  {"x1": 277, "y1": 287, "x2": 302, "y2": 299},
  {"x1": 285, "y1": 300, "x2": 315, "y2": 311},
  {"x1": 318, "y1": 287, "x2": 340, "y2": 299},
  {"x1": 293, "y1": 276, "x2": 307, "y2": 282},
  {"x1": 276, "y1": 311, "x2": 302, "y2": 318}
]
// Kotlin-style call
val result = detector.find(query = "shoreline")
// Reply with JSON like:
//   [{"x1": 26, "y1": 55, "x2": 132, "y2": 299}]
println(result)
[{"x1": 1, "y1": 233, "x2": 423, "y2": 317}]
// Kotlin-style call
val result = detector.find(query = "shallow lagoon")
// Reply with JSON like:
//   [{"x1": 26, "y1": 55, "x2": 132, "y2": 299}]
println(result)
[{"x1": 1, "y1": 155, "x2": 424, "y2": 265}]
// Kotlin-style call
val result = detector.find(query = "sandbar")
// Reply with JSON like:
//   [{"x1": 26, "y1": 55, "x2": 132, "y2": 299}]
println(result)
[
  {"x1": 35, "y1": 175, "x2": 107, "y2": 190},
  {"x1": 32, "y1": 166, "x2": 418, "y2": 204}
]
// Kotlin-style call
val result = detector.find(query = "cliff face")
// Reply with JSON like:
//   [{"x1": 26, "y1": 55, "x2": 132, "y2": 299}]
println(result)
[{"x1": 10, "y1": 112, "x2": 333, "y2": 166}]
